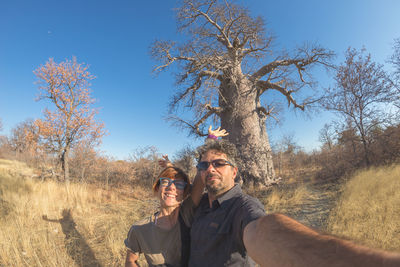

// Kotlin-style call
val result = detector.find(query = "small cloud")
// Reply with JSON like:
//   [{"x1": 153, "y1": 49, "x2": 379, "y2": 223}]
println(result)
[{"x1": 47, "y1": 30, "x2": 52, "y2": 34}]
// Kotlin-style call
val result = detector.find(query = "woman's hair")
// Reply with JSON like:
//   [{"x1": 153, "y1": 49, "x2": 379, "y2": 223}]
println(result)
[{"x1": 152, "y1": 166, "x2": 190, "y2": 197}]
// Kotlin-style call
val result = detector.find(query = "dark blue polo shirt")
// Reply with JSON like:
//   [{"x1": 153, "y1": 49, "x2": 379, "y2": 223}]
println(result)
[{"x1": 188, "y1": 184, "x2": 265, "y2": 266}]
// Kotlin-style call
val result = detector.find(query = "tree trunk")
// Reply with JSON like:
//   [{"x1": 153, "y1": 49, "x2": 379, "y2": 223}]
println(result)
[
  {"x1": 81, "y1": 166, "x2": 86, "y2": 182},
  {"x1": 219, "y1": 71, "x2": 276, "y2": 187},
  {"x1": 61, "y1": 146, "x2": 70, "y2": 182},
  {"x1": 360, "y1": 135, "x2": 370, "y2": 167}
]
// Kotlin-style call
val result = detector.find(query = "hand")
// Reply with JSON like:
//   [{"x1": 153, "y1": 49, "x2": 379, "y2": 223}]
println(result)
[
  {"x1": 158, "y1": 154, "x2": 173, "y2": 168},
  {"x1": 208, "y1": 125, "x2": 229, "y2": 138}
]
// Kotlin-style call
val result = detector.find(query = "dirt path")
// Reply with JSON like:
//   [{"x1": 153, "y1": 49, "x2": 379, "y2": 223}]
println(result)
[{"x1": 287, "y1": 182, "x2": 341, "y2": 230}]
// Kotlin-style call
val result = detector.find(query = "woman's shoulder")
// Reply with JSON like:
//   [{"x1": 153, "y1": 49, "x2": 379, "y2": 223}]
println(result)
[{"x1": 130, "y1": 214, "x2": 155, "y2": 229}]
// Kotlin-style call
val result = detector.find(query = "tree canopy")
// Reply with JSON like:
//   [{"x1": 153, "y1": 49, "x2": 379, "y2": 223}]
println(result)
[{"x1": 34, "y1": 57, "x2": 106, "y2": 180}]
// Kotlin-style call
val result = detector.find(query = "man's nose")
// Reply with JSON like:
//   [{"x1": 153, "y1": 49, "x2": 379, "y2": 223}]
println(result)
[{"x1": 206, "y1": 162, "x2": 216, "y2": 172}]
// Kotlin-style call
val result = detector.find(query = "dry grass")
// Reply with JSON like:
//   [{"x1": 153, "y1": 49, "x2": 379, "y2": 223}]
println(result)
[
  {"x1": 326, "y1": 165, "x2": 400, "y2": 252},
  {"x1": 0, "y1": 159, "x2": 156, "y2": 266},
  {"x1": 2, "y1": 158, "x2": 399, "y2": 266},
  {"x1": 248, "y1": 183, "x2": 314, "y2": 215}
]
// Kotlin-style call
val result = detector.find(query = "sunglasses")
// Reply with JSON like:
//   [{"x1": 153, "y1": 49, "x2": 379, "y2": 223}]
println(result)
[
  {"x1": 159, "y1": 177, "x2": 187, "y2": 190},
  {"x1": 196, "y1": 159, "x2": 234, "y2": 171}
]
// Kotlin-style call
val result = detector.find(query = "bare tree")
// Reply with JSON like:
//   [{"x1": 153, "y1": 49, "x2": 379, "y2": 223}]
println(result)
[
  {"x1": 173, "y1": 145, "x2": 197, "y2": 179},
  {"x1": 322, "y1": 48, "x2": 395, "y2": 167},
  {"x1": 390, "y1": 38, "x2": 400, "y2": 78},
  {"x1": 319, "y1": 123, "x2": 337, "y2": 150},
  {"x1": 151, "y1": 0, "x2": 334, "y2": 186},
  {"x1": 389, "y1": 38, "x2": 400, "y2": 108}
]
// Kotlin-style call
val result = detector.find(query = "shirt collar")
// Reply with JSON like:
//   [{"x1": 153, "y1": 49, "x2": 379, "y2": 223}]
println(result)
[
  {"x1": 200, "y1": 184, "x2": 242, "y2": 210},
  {"x1": 216, "y1": 184, "x2": 242, "y2": 207}
]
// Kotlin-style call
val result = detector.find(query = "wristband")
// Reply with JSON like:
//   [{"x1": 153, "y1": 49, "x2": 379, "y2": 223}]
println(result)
[{"x1": 207, "y1": 134, "x2": 218, "y2": 140}]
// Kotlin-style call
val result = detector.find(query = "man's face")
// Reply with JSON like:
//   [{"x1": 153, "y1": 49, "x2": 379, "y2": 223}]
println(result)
[{"x1": 198, "y1": 149, "x2": 237, "y2": 196}]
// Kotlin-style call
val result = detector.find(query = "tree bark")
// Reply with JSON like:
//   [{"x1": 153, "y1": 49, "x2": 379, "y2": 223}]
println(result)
[
  {"x1": 61, "y1": 146, "x2": 70, "y2": 182},
  {"x1": 219, "y1": 70, "x2": 276, "y2": 187}
]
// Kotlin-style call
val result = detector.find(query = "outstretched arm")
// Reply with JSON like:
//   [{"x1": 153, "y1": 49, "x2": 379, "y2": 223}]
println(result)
[
  {"x1": 42, "y1": 215, "x2": 61, "y2": 223},
  {"x1": 243, "y1": 214, "x2": 400, "y2": 267}
]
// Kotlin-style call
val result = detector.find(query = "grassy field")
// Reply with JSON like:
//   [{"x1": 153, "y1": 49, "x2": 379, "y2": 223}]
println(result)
[
  {"x1": 0, "y1": 159, "x2": 155, "y2": 266},
  {"x1": 326, "y1": 165, "x2": 400, "y2": 252},
  {"x1": 0, "y1": 158, "x2": 399, "y2": 266}
]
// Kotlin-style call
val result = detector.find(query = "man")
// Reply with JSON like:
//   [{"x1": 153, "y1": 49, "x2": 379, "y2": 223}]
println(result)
[
  {"x1": 187, "y1": 139, "x2": 265, "y2": 266},
  {"x1": 188, "y1": 139, "x2": 400, "y2": 267}
]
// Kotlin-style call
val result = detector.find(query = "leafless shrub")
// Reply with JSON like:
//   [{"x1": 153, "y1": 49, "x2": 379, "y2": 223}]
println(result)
[
  {"x1": 129, "y1": 146, "x2": 161, "y2": 189},
  {"x1": 172, "y1": 145, "x2": 197, "y2": 180}
]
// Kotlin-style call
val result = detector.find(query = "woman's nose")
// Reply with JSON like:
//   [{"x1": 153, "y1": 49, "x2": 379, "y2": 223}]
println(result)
[{"x1": 165, "y1": 182, "x2": 176, "y2": 190}]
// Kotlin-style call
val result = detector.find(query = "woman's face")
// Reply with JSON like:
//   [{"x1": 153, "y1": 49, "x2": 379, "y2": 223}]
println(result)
[{"x1": 157, "y1": 178, "x2": 185, "y2": 208}]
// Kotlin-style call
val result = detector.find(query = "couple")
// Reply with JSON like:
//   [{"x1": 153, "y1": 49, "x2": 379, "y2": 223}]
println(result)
[{"x1": 125, "y1": 127, "x2": 400, "y2": 267}]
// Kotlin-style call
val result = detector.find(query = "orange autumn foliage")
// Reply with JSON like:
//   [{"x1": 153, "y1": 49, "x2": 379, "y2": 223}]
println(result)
[{"x1": 34, "y1": 57, "x2": 106, "y2": 180}]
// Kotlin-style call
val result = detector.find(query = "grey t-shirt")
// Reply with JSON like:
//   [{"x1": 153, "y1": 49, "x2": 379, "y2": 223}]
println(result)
[{"x1": 125, "y1": 197, "x2": 195, "y2": 267}]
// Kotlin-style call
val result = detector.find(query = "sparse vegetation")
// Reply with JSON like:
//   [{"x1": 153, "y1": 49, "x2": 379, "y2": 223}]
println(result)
[
  {"x1": 0, "y1": 159, "x2": 156, "y2": 266},
  {"x1": 326, "y1": 165, "x2": 400, "y2": 251},
  {"x1": 1, "y1": 155, "x2": 399, "y2": 266}
]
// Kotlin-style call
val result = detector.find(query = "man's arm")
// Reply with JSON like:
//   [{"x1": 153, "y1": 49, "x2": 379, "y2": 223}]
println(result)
[
  {"x1": 243, "y1": 214, "x2": 400, "y2": 267},
  {"x1": 125, "y1": 250, "x2": 140, "y2": 267}
]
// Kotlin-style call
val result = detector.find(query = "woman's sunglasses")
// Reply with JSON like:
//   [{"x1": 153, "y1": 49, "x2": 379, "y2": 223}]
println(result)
[{"x1": 159, "y1": 177, "x2": 187, "y2": 190}]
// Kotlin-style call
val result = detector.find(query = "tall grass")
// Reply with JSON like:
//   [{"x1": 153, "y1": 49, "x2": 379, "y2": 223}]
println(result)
[
  {"x1": 250, "y1": 183, "x2": 312, "y2": 215},
  {"x1": 2, "y1": 158, "x2": 399, "y2": 266},
  {"x1": 326, "y1": 165, "x2": 400, "y2": 251},
  {"x1": 0, "y1": 159, "x2": 156, "y2": 266}
]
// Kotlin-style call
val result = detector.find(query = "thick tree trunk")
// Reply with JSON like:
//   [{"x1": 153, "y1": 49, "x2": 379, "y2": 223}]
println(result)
[{"x1": 219, "y1": 71, "x2": 276, "y2": 187}]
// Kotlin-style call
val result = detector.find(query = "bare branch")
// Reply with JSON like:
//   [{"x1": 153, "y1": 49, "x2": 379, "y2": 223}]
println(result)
[
  {"x1": 172, "y1": 70, "x2": 222, "y2": 108},
  {"x1": 257, "y1": 80, "x2": 305, "y2": 110},
  {"x1": 168, "y1": 104, "x2": 222, "y2": 136},
  {"x1": 251, "y1": 46, "x2": 334, "y2": 81}
]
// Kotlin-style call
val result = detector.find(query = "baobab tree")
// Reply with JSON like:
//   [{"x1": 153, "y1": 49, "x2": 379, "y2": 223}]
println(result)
[
  {"x1": 34, "y1": 57, "x2": 105, "y2": 181},
  {"x1": 151, "y1": 0, "x2": 334, "y2": 186}
]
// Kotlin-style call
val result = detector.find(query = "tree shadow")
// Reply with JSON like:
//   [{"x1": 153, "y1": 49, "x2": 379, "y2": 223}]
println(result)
[{"x1": 42, "y1": 209, "x2": 102, "y2": 267}]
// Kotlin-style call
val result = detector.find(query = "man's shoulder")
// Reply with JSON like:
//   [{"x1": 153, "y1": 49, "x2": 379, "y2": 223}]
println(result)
[{"x1": 235, "y1": 191, "x2": 264, "y2": 209}]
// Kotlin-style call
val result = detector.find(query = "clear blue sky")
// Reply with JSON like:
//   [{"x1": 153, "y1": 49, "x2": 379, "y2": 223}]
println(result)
[{"x1": 1, "y1": 0, "x2": 399, "y2": 160}]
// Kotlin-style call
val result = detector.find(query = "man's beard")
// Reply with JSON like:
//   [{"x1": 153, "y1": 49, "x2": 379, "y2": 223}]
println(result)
[{"x1": 206, "y1": 175, "x2": 228, "y2": 196}]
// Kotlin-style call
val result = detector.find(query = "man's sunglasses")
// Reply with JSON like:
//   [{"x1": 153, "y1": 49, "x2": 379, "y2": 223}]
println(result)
[
  {"x1": 196, "y1": 159, "x2": 234, "y2": 171},
  {"x1": 159, "y1": 177, "x2": 187, "y2": 190}
]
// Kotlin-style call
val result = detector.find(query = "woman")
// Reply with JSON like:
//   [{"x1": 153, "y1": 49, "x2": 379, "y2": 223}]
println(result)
[{"x1": 124, "y1": 126, "x2": 228, "y2": 267}]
